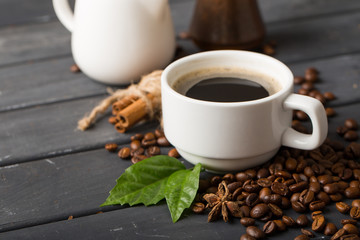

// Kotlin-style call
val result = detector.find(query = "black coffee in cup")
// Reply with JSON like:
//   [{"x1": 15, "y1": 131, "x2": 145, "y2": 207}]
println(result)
[{"x1": 185, "y1": 77, "x2": 269, "y2": 102}]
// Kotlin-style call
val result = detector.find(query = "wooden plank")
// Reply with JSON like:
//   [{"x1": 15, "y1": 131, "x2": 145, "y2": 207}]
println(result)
[
  {"x1": 0, "y1": 102, "x2": 359, "y2": 233},
  {"x1": 0, "y1": 96, "x2": 159, "y2": 166}
]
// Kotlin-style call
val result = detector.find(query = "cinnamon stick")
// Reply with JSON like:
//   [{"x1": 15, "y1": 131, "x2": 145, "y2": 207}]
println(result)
[
  {"x1": 115, "y1": 94, "x2": 154, "y2": 131},
  {"x1": 112, "y1": 95, "x2": 138, "y2": 115}
]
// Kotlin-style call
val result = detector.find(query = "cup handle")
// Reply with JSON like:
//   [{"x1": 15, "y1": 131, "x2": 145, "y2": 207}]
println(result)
[
  {"x1": 53, "y1": 0, "x2": 74, "y2": 32},
  {"x1": 282, "y1": 93, "x2": 328, "y2": 150}
]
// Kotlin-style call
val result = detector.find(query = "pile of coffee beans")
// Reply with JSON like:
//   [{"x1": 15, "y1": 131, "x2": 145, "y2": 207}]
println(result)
[
  {"x1": 294, "y1": 67, "x2": 337, "y2": 120},
  {"x1": 192, "y1": 138, "x2": 360, "y2": 239},
  {"x1": 104, "y1": 129, "x2": 179, "y2": 164},
  {"x1": 337, "y1": 119, "x2": 359, "y2": 142}
]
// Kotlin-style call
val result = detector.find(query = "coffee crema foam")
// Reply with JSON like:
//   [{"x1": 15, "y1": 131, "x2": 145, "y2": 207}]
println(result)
[{"x1": 172, "y1": 67, "x2": 281, "y2": 97}]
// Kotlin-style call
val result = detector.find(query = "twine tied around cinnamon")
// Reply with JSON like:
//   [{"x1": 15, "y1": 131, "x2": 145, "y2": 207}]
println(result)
[{"x1": 77, "y1": 70, "x2": 163, "y2": 132}]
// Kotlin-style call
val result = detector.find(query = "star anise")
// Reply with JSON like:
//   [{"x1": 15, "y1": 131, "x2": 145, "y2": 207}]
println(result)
[{"x1": 203, "y1": 181, "x2": 243, "y2": 222}]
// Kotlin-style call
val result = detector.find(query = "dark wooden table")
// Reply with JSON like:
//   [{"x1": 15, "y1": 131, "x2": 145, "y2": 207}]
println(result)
[{"x1": 1, "y1": 0, "x2": 360, "y2": 239}]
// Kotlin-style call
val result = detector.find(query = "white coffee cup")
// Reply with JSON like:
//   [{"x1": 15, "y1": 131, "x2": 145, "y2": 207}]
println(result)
[{"x1": 161, "y1": 50, "x2": 328, "y2": 172}]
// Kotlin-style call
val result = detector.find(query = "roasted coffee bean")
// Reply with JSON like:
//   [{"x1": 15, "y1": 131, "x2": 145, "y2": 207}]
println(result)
[
  {"x1": 312, "y1": 215, "x2": 326, "y2": 232},
  {"x1": 243, "y1": 181, "x2": 261, "y2": 193},
  {"x1": 350, "y1": 207, "x2": 360, "y2": 220},
  {"x1": 346, "y1": 142, "x2": 360, "y2": 158},
  {"x1": 205, "y1": 186, "x2": 217, "y2": 194},
  {"x1": 324, "y1": 92, "x2": 336, "y2": 101},
  {"x1": 275, "y1": 170, "x2": 292, "y2": 179},
  {"x1": 146, "y1": 146, "x2": 161, "y2": 156},
  {"x1": 341, "y1": 219, "x2": 357, "y2": 225},
  {"x1": 105, "y1": 143, "x2": 118, "y2": 152},
  {"x1": 337, "y1": 126, "x2": 349, "y2": 136},
  {"x1": 318, "y1": 175, "x2": 333, "y2": 185},
  {"x1": 296, "y1": 214, "x2": 309, "y2": 227},
  {"x1": 294, "y1": 234, "x2": 310, "y2": 240},
  {"x1": 223, "y1": 173, "x2": 236, "y2": 183},
  {"x1": 291, "y1": 192, "x2": 300, "y2": 202},
  {"x1": 301, "y1": 229, "x2": 315, "y2": 238},
  {"x1": 141, "y1": 134, "x2": 156, "y2": 147},
  {"x1": 259, "y1": 188, "x2": 271, "y2": 202},
  {"x1": 309, "y1": 200, "x2": 326, "y2": 211},
  {"x1": 285, "y1": 157, "x2": 297, "y2": 171},
  {"x1": 240, "y1": 217, "x2": 255, "y2": 227},
  {"x1": 240, "y1": 234, "x2": 256, "y2": 240},
  {"x1": 210, "y1": 176, "x2": 222, "y2": 186},
  {"x1": 345, "y1": 119, "x2": 359, "y2": 130},
  {"x1": 340, "y1": 234, "x2": 360, "y2": 240},
  {"x1": 332, "y1": 228, "x2": 347, "y2": 240},
  {"x1": 245, "y1": 169, "x2": 257, "y2": 179},
  {"x1": 299, "y1": 189, "x2": 315, "y2": 205},
  {"x1": 250, "y1": 203, "x2": 269, "y2": 219},
  {"x1": 271, "y1": 182, "x2": 289, "y2": 196},
  {"x1": 345, "y1": 187, "x2": 360, "y2": 199},
  {"x1": 336, "y1": 202, "x2": 351, "y2": 214},
  {"x1": 289, "y1": 181, "x2": 308, "y2": 193},
  {"x1": 227, "y1": 181, "x2": 242, "y2": 193},
  {"x1": 157, "y1": 136, "x2": 171, "y2": 146},
  {"x1": 305, "y1": 67, "x2": 318, "y2": 82},
  {"x1": 317, "y1": 191, "x2": 331, "y2": 205},
  {"x1": 268, "y1": 203, "x2": 283, "y2": 218},
  {"x1": 302, "y1": 82, "x2": 315, "y2": 91},
  {"x1": 131, "y1": 147, "x2": 145, "y2": 157},
  {"x1": 273, "y1": 219, "x2": 286, "y2": 231},
  {"x1": 191, "y1": 202, "x2": 205, "y2": 213},
  {"x1": 226, "y1": 201, "x2": 243, "y2": 217},
  {"x1": 198, "y1": 179, "x2": 210, "y2": 193},
  {"x1": 259, "y1": 212, "x2": 273, "y2": 222},
  {"x1": 118, "y1": 147, "x2": 131, "y2": 159},
  {"x1": 130, "y1": 140, "x2": 141, "y2": 150},
  {"x1": 263, "y1": 220, "x2": 277, "y2": 235},
  {"x1": 246, "y1": 193, "x2": 260, "y2": 207},
  {"x1": 240, "y1": 205, "x2": 251, "y2": 218},
  {"x1": 236, "y1": 172, "x2": 251, "y2": 182},
  {"x1": 350, "y1": 181, "x2": 360, "y2": 188},
  {"x1": 294, "y1": 76, "x2": 305, "y2": 85},
  {"x1": 292, "y1": 201, "x2": 306, "y2": 213},
  {"x1": 168, "y1": 148, "x2": 180, "y2": 158},
  {"x1": 246, "y1": 226, "x2": 265, "y2": 240},
  {"x1": 324, "y1": 222, "x2": 338, "y2": 236},
  {"x1": 352, "y1": 200, "x2": 360, "y2": 208},
  {"x1": 281, "y1": 197, "x2": 291, "y2": 209},
  {"x1": 341, "y1": 169, "x2": 353, "y2": 181},
  {"x1": 282, "y1": 215, "x2": 296, "y2": 227},
  {"x1": 268, "y1": 194, "x2": 282, "y2": 206},
  {"x1": 344, "y1": 131, "x2": 359, "y2": 141},
  {"x1": 257, "y1": 178, "x2": 272, "y2": 188},
  {"x1": 131, "y1": 154, "x2": 147, "y2": 164},
  {"x1": 309, "y1": 182, "x2": 321, "y2": 193},
  {"x1": 296, "y1": 110, "x2": 309, "y2": 121},
  {"x1": 330, "y1": 193, "x2": 343, "y2": 202},
  {"x1": 311, "y1": 211, "x2": 323, "y2": 220},
  {"x1": 343, "y1": 224, "x2": 359, "y2": 235},
  {"x1": 130, "y1": 133, "x2": 144, "y2": 141},
  {"x1": 323, "y1": 183, "x2": 339, "y2": 194},
  {"x1": 257, "y1": 168, "x2": 270, "y2": 179}
]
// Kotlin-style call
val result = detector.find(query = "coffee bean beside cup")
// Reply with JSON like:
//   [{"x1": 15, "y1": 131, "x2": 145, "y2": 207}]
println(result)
[{"x1": 161, "y1": 50, "x2": 328, "y2": 172}]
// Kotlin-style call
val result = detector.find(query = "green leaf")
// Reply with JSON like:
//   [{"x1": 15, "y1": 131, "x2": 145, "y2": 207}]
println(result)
[
  {"x1": 101, "y1": 155, "x2": 186, "y2": 207},
  {"x1": 165, "y1": 163, "x2": 202, "y2": 223}
]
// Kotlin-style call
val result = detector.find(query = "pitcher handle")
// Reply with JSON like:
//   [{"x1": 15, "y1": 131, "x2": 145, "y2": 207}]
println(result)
[
  {"x1": 53, "y1": 0, "x2": 74, "y2": 32},
  {"x1": 281, "y1": 93, "x2": 328, "y2": 150}
]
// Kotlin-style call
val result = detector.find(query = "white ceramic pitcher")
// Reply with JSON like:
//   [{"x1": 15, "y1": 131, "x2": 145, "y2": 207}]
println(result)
[{"x1": 53, "y1": 0, "x2": 176, "y2": 85}]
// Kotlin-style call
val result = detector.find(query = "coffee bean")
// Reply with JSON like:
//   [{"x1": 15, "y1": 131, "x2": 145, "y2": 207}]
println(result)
[
  {"x1": 343, "y1": 224, "x2": 359, "y2": 235},
  {"x1": 281, "y1": 215, "x2": 296, "y2": 227},
  {"x1": 225, "y1": 201, "x2": 243, "y2": 218},
  {"x1": 324, "y1": 92, "x2": 336, "y2": 101},
  {"x1": 292, "y1": 201, "x2": 306, "y2": 213},
  {"x1": 315, "y1": 93, "x2": 326, "y2": 105},
  {"x1": 345, "y1": 187, "x2": 360, "y2": 199},
  {"x1": 141, "y1": 134, "x2": 156, "y2": 147},
  {"x1": 294, "y1": 234, "x2": 310, "y2": 240},
  {"x1": 332, "y1": 228, "x2": 347, "y2": 240},
  {"x1": 240, "y1": 217, "x2": 255, "y2": 227},
  {"x1": 289, "y1": 181, "x2": 308, "y2": 193},
  {"x1": 296, "y1": 214, "x2": 309, "y2": 227},
  {"x1": 245, "y1": 169, "x2": 257, "y2": 179},
  {"x1": 268, "y1": 203, "x2": 283, "y2": 218},
  {"x1": 337, "y1": 126, "x2": 349, "y2": 136},
  {"x1": 311, "y1": 211, "x2": 323, "y2": 220},
  {"x1": 324, "y1": 183, "x2": 339, "y2": 194},
  {"x1": 341, "y1": 219, "x2": 357, "y2": 225},
  {"x1": 257, "y1": 168, "x2": 270, "y2": 179},
  {"x1": 168, "y1": 148, "x2": 180, "y2": 158},
  {"x1": 281, "y1": 197, "x2": 291, "y2": 209},
  {"x1": 146, "y1": 146, "x2": 161, "y2": 156},
  {"x1": 305, "y1": 67, "x2": 319, "y2": 82},
  {"x1": 324, "y1": 222, "x2": 338, "y2": 236},
  {"x1": 246, "y1": 193, "x2": 260, "y2": 207},
  {"x1": 344, "y1": 130, "x2": 359, "y2": 141},
  {"x1": 340, "y1": 234, "x2": 360, "y2": 240},
  {"x1": 296, "y1": 110, "x2": 309, "y2": 121},
  {"x1": 317, "y1": 191, "x2": 331, "y2": 205},
  {"x1": 240, "y1": 206, "x2": 251, "y2": 218},
  {"x1": 350, "y1": 207, "x2": 360, "y2": 220},
  {"x1": 236, "y1": 172, "x2": 251, "y2": 182},
  {"x1": 312, "y1": 215, "x2": 326, "y2": 232},
  {"x1": 263, "y1": 220, "x2": 277, "y2": 235},
  {"x1": 309, "y1": 200, "x2": 326, "y2": 211},
  {"x1": 240, "y1": 234, "x2": 256, "y2": 240},
  {"x1": 130, "y1": 140, "x2": 141, "y2": 150},
  {"x1": 309, "y1": 182, "x2": 321, "y2": 193},
  {"x1": 105, "y1": 143, "x2": 118, "y2": 152},
  {"x1": 257, "y1": 178, "x2": 272, "y2": 188},
  {"x1": 336, "y1": 202, "x2": 351, "y2": 214},
  {"x1": 326, "y1": 107, "x2": 336, "y2": 117},
  {"x1": 352, "y1": 200, "x2": 360, "y2": 208},
  {"x1": 118, "y1": 147, "x2": 131, "y2": 159},
  {"x1": 271, "y1": 182, "x2": 289, "y2": 196},
  {"x1": 157, "y1": 136, "x2": 171, "y2": 146},
  {"x1": 191, "y1": 202, "x2": 205, "y2": 213},
  {"x1": 130, "y1": 133, "x2": 144, "y2": 141},
  {"x1": 345, "y1": 119, "x2": 359, "y2": 130},
  {"x1": 299, "y1": 189, "x2": 315, "y2": 205},
  {"x1": 294, "y1": 76, "x2": 305, "y2": 85},
  {"x1": 250, "y1": 203, "x2": 269, "y2": 219},
  {"x1": 259, "y1": 188, "x2": 271, "y2": 202},
  {"x1": 227, "y1": 181, "x2": 242, "y2": 193},
  {"x1": 131, "y1": 147, "x2": 145, "y2": 157},
  {"x1": 131, "y1": 154, "x2": 147, "y2": 164},
  {"x1": 223, "y1": 173, "x2": 236, "y2": 183},
  {"x1": 246, "y1": 226, "x2": 265, "y2": 239},
  {"x1": 347, "y1": 142, "x2": 360, "y2": 158},
  {"x1": 301, "y1": 228, "x2": 315, "y2": 237}
]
